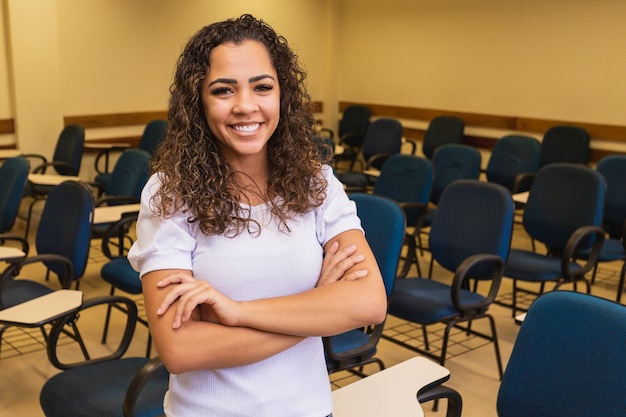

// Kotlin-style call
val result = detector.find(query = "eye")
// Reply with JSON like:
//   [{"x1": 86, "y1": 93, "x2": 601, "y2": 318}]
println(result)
[
  {"x1": 255, "y1": 84, "x2": 274, "y2": 93},
  {"x1": 210, "y1": 86, "x2": 233, "y2": 96}
]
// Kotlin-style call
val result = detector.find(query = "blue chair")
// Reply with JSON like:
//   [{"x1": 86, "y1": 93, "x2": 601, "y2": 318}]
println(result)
[
  {"x1": 485, "y1": 135, "x2": 541, "y2": 193},
  {"x1": 322, "y1": 105, "x2": 371, "y2": 171},
  {"x1": 539, "y1": 125, "x2": 590, "y2": 167},
  {"x1": 22, "y1": 125, "x2": 85, "y2": 237},
  {"x1": 503, "y1": 163, "x2": 606, "y2": 317},
  {"x1": 0, "y1": 181, "x2": 94, "y2": 354},
  {"x1": 421, "y1": 116, "x2": 465, "y2": 160},
  {"x1": 419, "y1": 144, "x2": 482, "y2": 275},
  {"x1": 574, "y1": 155, "x2": 626, "y2": 302},
  {"x1": 94, "y1": 119, "x2": 166, "y2": 190},
  {"x1": 336, "y1": 118, "x2": 404, "y2": 192},
  {"x1": 39, "y1": 295, "x2": 169, "y2": 417},
  {"x1": 99, "y1": 212, "x2": 151, "y2": 357},
  {"x1": 0, "y1": 157, "x2": 30, "y2": 235},
  {"x1": 371, "y1": 154, "x2": 434, "y2": 277},
  {"x1": 496, "y1": 291, "x2": 626, "y2": 417},
  {"x1": 324, "y1": 193, "x2": 405, "y2": 377},
  {"x1": 385, "y1": 180, "x2": 514, "y2": 378}
]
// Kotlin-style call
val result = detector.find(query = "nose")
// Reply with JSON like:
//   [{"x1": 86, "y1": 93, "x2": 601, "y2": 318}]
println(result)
[{"x1": 233, "y1": 90, "x2": 258, "y2": 114}]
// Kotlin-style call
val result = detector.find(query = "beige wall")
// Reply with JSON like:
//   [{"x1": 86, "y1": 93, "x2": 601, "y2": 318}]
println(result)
[
  {"x1": 2, "y1": 0, "x2": 626, "y2": 159},
  {"x1": 335, "y1": 0, "x2": 626, "y2": 126}
]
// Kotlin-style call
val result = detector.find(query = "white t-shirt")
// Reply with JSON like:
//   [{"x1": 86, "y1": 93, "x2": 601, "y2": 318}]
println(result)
[{"x1": 128, "y1": 165, "x2": 362, "y2": 417}]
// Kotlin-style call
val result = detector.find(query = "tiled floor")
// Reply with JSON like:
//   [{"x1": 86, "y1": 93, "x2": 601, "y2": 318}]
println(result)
[{"x1": 0, "y1": 204, "x2": 623, "y2": 417}]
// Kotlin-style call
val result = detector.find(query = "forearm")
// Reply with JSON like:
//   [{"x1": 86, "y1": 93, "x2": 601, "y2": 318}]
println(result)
[
  {"x1": 238, "y1": 274, "x2": 387, "y2": 337},
  {"x1": 143, "y1": 270, "x2": 303, "y2": 374}
]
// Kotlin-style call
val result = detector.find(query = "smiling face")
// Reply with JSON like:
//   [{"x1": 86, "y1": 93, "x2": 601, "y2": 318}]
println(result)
[{"x1": 201, "y1": 40, "x2": 280, "y2": 171}]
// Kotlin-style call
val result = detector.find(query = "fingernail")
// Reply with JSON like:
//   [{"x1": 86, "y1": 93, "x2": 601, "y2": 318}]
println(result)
[{"x1": 157, "y1": 307, "x2": 163, "y2": 315}]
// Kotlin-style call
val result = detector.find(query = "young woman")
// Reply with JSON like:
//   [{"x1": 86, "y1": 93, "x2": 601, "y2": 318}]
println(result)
[{"x1": 128, "y1": 14, "x2": 387, "y2": 417}]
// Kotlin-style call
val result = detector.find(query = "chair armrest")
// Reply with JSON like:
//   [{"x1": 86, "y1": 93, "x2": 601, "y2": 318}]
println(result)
[
  {"x1": 32, "y1": 161, "x2": 76, "y2": 176},
  {"x1": 46, "y1": 295, "x2": 138, "y2": 370},
  {"x1": 398, "y1": 202, "x2": 429, "y2": 232},
  {"x1": 323, "y1": 324, "x2": 383, "y2": 362},
  {"x1": 405, "y1": 138, "x2": 418, "y2": 155},
  {"x1": 94, "y1": 147, "x2": 126, "y2": 174},
  {"x1": 365, "y1": 153, "x2": 393, "y2": 171},
  {"x1": 123, "y1": 356, "x2": 168, "y2": 417},
  {"x1": 339, "y1": 131, "x2": 364, "y2": 148},
  {"x1": 320, "y1": 127, "x2": 334, "y2": 140},
  {"x1": 451, "y1": 253, "x2": 504, "y2": 313},
  {"x1": 101, "y1": 212, "x2": 139, "y2": 259},
  {"x1": 0, "y1": 234, "x2": 29, "y2": 257},
  {"x1": 20, "y1": 153, "x2": 47, "y2": 168},
  {"x1": 1, "y1": 254, "x2": 74, "y2": 289},
  {"x1": 561, "y1": 225, "x2": 606, "y2": 279},
  {"x1": 512, "y1": 172, "x2": 536, "y2": 194},
  {"x1": 418, "y1": 385, "x2": 463, "y2": 417}
]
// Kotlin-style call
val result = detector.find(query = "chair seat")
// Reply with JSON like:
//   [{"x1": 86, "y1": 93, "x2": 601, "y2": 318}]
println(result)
[
  {"x1": 94, "y1": 172, "x2": 112, "y2": 188},
  {"x1": 1, "y1": 280, "x2": 53, "y2": 309},
  {"x1": 575, "y1": 238, "x2": 625, "y2": 262},
  {"x1": 328, "y1": 328, "x2": 375, "y2": 356},
  {"x1": 40, "y1": 357, "x2": 168, "y2": 417},
  {"x1": 101, "y1": 258, "x2": 142, "y2": 294},
  {"x1": 388, "y1": 278, "x2": 486, "y2": 324},
  {"x1": 505, "y1": 249, "x2": 583, "y2": 282}
]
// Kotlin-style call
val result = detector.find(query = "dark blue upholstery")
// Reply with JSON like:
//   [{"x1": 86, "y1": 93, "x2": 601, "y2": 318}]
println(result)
[
  {"x1": 324, "y1": 105, "x2": 370, "y2": 171},
  {"x1": 539, "y1": 125, "x2": 590, "y2": 167},
  {"x1": 485, "y1": 135, "x2": 540, "y2": 193},
  {"x1": 99, "y1": 212, "x2": 150, "y2": 356},
  {"x1": 497, "y1": 291, "x2": 626, "y2": 417},
  {"x1": 371, "y1": 154, "x2": 433, "y2": 277},
  {"x1": 504, "y1": 163, "x2": 606, "y2": 316},
  {"x1": 325, "y1": 193, "x2": 405, "y2": 375},
  {"x1": 0, "y1": 181, "x2": 94, "y2": 355},
  {"x1": 22, "y1": 125, "x2": 85, "y2": 237},
  {"x1": 421, "y1": 116, "x2": 465, "y2": 159},
  {"x1": 95, "y1": 119, "x2": 166, "y2": 189},
  {"x1": 386, "y1": 180, "x2": 514, "y2": 377},
  {"x1": 1, "y1": 181, "x2": 94, "y2": 310},
  {"x1": 574, "y1": 155, "x2": 626, "y2": 302},
  {"x1": 430, "y1": 144, "x2": 481, "y2": 205},
  {"x1": 336, "y1": 118, "x2": 403, "y2": 191},
  {"x1": 0, "y1": 157, "x2": 29, "y2": 233},
  {"x1": 39, "y1": 296, "x2": 169, "y2": 417}
]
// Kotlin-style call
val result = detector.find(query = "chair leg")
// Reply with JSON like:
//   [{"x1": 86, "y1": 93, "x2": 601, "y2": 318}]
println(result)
[
  {"x1": 101, "y1": 286, "x2": 116, "y2": 344},
  {"x1": 486, "y1": 314, "x2": 504, "y2": 379}
]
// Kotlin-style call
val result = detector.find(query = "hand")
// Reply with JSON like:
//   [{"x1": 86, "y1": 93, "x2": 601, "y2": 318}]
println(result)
[
  {"x1": 317, "y1": 241, "x2": 368, "y2": 287},
  {"x1": 155, "y1": 272, "x2": 241, "y2": 329}
]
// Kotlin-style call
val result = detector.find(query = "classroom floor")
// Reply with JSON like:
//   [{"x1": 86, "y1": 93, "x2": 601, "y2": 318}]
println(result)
[{"x1": 0, "y1": 201, "x2": 623, "y2": 417}]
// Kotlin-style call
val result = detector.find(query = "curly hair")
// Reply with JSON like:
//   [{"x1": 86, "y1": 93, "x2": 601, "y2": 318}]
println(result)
[{"x1": 150, "y1": 14, "x2": 330, "y2": 236}]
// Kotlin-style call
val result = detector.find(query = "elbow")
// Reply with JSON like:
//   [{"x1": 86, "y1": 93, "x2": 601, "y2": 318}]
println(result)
[{"x1": 153, "y1": 340, "x2": 196, "y2": 375}]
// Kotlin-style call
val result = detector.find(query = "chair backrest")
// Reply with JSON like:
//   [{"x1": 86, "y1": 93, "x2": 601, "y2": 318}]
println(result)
[
  {"x1": 524, "y1": 163, "x2": 605, "y2": 250},
  {"x1": 430, "y1": 144, "x2": 481, "y2": 205},
  {"x1": 138, "y1": 119, "x2": 168, "y2": 155},
  {"x1": 361, "y1": 118, "x2": 404, "y2": 170},
  {"x1": 349, "y1": 193, "x2": 406, "y2": 298},
  {"x1": 105, "y1": 149, "x2": 151, "y2": 202},
  {"x1": 52, "y1": 124, "x2": 85, "y2": 176},
  {"x1": 36, "y1": 181, "x2": 94, "y2": 282},
  {"x1": 373, "y1": 154, "x2": 433, "y2": 225},
  {"x1": 497, "y1": 291, "x2": 626, "y2": 417},
  {"x1": 338, "y1": 105, "x2": 371, "y2": 147},
  {"x1": 422, "y1": 116, "x2": 465, "y2": 159},
  {"x1": 596, "y1": 154, "x2": 626, "y2": 238},
  {"x1": 430, "y1": 180, "x2": 514, "y2": 275},
  {"x1": 485, "y1": 135, "x2": 541, "y2": 192},
  {"x1": 0, "y1": 157, "x2": 29, "y2": 233},
  {"x1": 539, "y1": 125, "x2": 590, "y2": 167}
]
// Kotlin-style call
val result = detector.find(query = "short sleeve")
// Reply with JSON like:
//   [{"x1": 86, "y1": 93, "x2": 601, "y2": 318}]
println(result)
[
  {"x1": 315, "y1": 165, "x2": 363, "y2": 246},
  {"x1": 127, "y1": 174, "x2": 197, "y2": 277}
]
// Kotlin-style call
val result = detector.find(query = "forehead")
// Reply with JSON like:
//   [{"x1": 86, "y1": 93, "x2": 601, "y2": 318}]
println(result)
[{"x1": 207, "y1": 40, "x2": 275, "y2": 78}]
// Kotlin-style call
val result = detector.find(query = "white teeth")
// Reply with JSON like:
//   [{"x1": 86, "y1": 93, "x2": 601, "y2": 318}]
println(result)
[{"x1": 233, "y1": 124, "x2": 260, "y2": 132}]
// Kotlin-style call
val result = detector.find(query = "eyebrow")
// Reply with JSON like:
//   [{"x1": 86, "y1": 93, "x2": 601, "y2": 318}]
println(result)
[{"x1": 208, "y1": 74, "x2": 275, "y2": 87}]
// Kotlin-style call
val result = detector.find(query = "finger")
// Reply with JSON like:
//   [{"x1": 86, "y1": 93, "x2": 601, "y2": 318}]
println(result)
[
  {"x1": 157, "y1": 273, "x2": 194, "y2": 287},
  {"x1": 156, "y1": 282, "x2": 198, "y2": 315},
  {"x1": 173, "y1": 284, "x2": 214, "y2": 329},
  {"x1": 342, "y1": 269, "x2": 368, "y2": 281}
]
